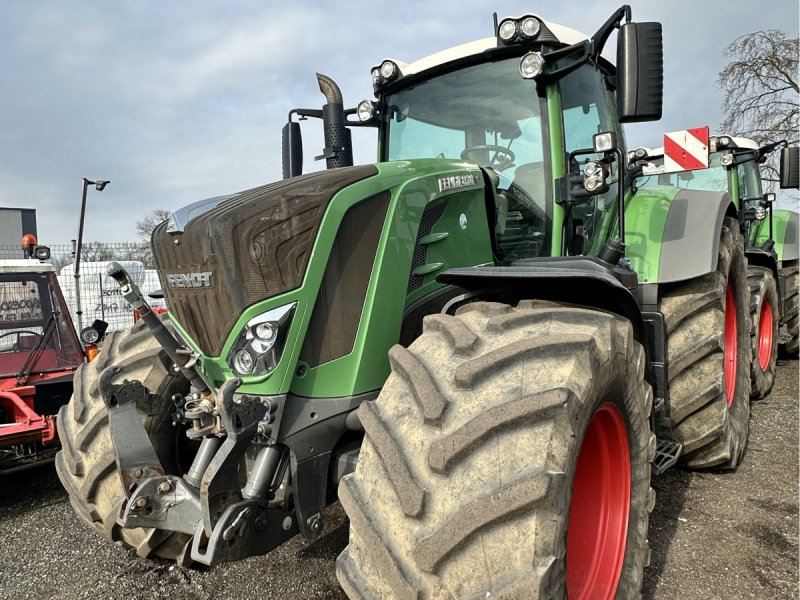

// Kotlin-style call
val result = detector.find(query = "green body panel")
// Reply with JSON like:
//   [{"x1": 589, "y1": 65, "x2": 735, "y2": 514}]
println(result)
[
  {"x1": 546, "y1": 84, "x2": 565, "y2": 255},
  {"x1": 170, "y1": 159, "x2": 492, "y2": 399},
  {"x1": 750, "y1": 208, "x2": 798, "y2": 261},
  {"x1": 623, "y1": 186, "x2": 681, "y2": 283}
]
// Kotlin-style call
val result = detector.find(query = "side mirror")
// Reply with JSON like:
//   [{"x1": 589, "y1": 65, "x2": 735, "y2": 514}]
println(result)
[
  {"x1": 617, "y1": 22, "x2": 663, "y2": 123},
  {"x1": 780, "y1": 146, "x2": 799, "y2": 189},
  {"x1": 282, "y1": 121, "x2": 303, "y2": 179}
]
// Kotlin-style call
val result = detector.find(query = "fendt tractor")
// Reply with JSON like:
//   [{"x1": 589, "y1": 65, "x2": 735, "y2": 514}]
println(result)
[
  {"x1": 1, "y1": 237, "x2": 89, "y2": 475},
  {"x1": 55, "y1": 6, "x2": 795, "y2": 598},
  {"x1": 636, "y1": 136, "x2": 799, "y2": 399}
]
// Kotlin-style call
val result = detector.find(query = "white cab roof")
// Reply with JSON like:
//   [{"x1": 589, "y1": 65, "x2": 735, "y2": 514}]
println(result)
[
  {"x1": 389, "y1": 18, "x2": 592, "y2": 78},
  {"x1": 0, "y1": 260, "x2": 56, "y2": 274}
]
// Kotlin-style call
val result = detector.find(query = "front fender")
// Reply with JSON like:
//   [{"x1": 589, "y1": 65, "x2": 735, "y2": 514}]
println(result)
[{"x1": 625, "y1": 187, "x2": 733, "y2": 284}]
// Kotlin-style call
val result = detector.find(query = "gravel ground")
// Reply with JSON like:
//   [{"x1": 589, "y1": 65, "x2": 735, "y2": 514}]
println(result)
[{"x1": 0, "y1": 361, "x2": 796, "y2": 600}]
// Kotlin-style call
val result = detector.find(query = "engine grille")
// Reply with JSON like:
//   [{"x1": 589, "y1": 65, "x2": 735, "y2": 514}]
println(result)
[
  {"x1": 407, "y1": 202, "x2": 447, "y2": 293},
  {"x1": 152, "y1": 165, "x2": 378, "y2": 356}
]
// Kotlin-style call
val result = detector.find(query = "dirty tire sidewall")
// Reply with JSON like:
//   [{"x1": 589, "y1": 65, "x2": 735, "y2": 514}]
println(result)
[
  {"x1": 748, "y1": 266, "x2": 779, "y2": 399},
  {"x1": 55, "y1": 319, "x2": 192, "y2": 563},
  {"x1": 659, "y1": 217, "x2": 751, "y2": 469},
  {"x1": 779, "y1": 264, "x2": 799, "y2": 357},
  {"x1": 336, "y1": 301, "x2": 655, "y2": 599}
]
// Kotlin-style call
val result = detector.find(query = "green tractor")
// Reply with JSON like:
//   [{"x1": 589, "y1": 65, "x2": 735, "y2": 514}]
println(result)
[
  {"x1": 634, "y1": 135, "x2": 799, "y2": 399},
  {"x1": 56, "y1": 6, "x2": 761, "y2": 598}
]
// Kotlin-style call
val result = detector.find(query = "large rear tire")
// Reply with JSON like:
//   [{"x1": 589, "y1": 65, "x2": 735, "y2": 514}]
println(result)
[
  {"x1": 779, "y1": 264, "x2": 799, "y2": 357},
  {"x1": 336, "y1": 301, "x2": 655, "y2": 599},
  {"x1": 747, "y1": 266, "x2": 779, "y2": 399},
  {"x1": 55, "y1": 320, "x2": 192, "y2": 563},
  {"x1": 659, "y1": 217, "x2": 750, "y2": 469}
]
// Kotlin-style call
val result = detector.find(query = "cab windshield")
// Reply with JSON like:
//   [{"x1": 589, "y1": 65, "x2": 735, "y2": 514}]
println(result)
[
  {"x1": 384, "y1": 57, "x2": 550, "y2": 260},
  {"x1": 0, "y1": 272, "x2": 83, "y2": 380}
]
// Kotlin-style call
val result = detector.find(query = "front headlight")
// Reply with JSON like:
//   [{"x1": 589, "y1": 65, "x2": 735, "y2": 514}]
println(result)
[{"x1": 227, "y1": 303, "x2": 296, "y2": 376}]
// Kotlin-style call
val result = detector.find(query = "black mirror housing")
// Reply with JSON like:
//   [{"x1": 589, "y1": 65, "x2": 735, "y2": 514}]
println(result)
[
  {"x1": 282, "y1": 121, "x2": 303, "y2": 179},
  {"x1": 779, "y1": 146, "x2": 799, "y2": 189},
  {"x1": 617, "y1": 22, "x2": 663, "y2": 123}
]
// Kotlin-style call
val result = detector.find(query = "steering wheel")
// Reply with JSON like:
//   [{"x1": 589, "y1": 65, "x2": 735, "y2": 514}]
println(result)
[
  {"x1": 0, "y1": 330, "x2": 42, "y2": 352},
  {"x1": 461, "y1": 145, "x2": 516, "y2": 172}
]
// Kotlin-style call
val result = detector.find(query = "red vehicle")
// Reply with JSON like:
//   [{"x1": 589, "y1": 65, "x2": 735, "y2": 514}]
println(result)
[{"x1": 0, "y1": 249, "x2": 89, "y2": 474}]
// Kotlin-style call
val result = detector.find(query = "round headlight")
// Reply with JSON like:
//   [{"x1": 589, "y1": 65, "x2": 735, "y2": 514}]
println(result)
[
  {"x1": 498, "y1": 19, "x2": 517, "y2": 42},
  {"x1": 380, "y1": 60, "x2": 397, "y2": 80},
  {"x1": 80, "y1": 327, "x2": 99, "y2": 344},
  {"x1": 254, "y1": 322, "x2": 277, "y2": 343},
  {"x1": 233, "y1": 349, "x2": 254, "y2": 375},
  {"x1": 633, "y1": 147, "x2": 648, "y2": 159},
  {"x1": 371, "y1": 68, "x2": 381, "y2": 87},
  {"x1": 755, "y1": 207, "x2": 767, "y2": 221},
  {"x1": 720, "y1": 153, "x2": 734, "y2": 166},
  {"x1": 584, "y1": 177, "x2": 601, "y2": 192},
  {"x1": 718, "y1": 136, "x2": 731, "y2": 147},
  {"x1": 520, "y1": 17, "x2": 540, "y2": 39},
  {"x1": 519, "y1": 51, "x2": 544, "y2": 79},
  {"x1": 357, "y1": 100, "x2": 375, "y2": 122},
  {"x1": 584, "y1": 161, "x2": 599, "y2": 176}
]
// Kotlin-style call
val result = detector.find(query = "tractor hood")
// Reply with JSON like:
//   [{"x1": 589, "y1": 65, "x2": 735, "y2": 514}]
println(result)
[{"x1": 151, "y1": 165, "x2": 378, "y2": 356}]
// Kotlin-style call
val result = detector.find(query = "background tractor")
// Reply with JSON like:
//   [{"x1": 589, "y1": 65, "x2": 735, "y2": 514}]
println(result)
[
  {"x1": 55, "y1": 5, "x2": 770, "y2": 598},
  {"x1": 635, "y1": 136, "x2": 799, "y2": 399},
  {"x1": 0, "y1": 238, "x2": 88, "y2": 475}
]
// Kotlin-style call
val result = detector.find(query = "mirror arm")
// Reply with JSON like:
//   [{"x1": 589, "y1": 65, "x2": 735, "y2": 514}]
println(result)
[{"x1": 589, "y1": 5, "x2": 631, "y2": 62}]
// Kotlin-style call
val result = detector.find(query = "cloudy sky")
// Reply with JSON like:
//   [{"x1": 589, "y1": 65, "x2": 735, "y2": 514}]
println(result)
[{"x1": 0, "y1": 0, "x2": 797, "y2": 244}]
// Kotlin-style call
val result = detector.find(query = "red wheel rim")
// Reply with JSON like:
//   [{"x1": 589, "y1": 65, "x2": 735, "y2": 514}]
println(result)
[
  {"x1": 724, "y1": 284, "x2": 738, "y2": 406},
  {"x1": 566, "y1": 403, "x2": 631, "y2": 600},
  {"x1": 757, "y1": 298, "x2": 774, "y2": 372}
]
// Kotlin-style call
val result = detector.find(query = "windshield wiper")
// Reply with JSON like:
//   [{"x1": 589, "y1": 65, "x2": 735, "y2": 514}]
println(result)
[{"x1": 16, "y1": 315, "x2": 57, "y2": 386}]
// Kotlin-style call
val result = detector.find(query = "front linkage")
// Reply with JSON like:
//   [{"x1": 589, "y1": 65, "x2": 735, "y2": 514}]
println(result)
[{"x1": 102, "y1": 262, "x2": 298, "y2": 565}]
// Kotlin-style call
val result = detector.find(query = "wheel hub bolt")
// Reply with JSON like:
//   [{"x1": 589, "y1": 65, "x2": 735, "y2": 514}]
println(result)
[
  {"x1": 133, "y1": 496, "x2": 148, "y2": 509},
  {"x1": 157, "y1": 481, "x2": 173, "y2": 494}
]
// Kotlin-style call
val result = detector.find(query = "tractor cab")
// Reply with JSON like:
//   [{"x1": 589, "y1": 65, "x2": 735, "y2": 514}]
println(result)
[{"x1": 0, "y1": 256, "x2": 84, "y2": 473}]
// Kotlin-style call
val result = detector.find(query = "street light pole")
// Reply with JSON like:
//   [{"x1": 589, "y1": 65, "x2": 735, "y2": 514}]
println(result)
[{"x1": 74, "y1": 177, "x2": 109, "y2": 333}]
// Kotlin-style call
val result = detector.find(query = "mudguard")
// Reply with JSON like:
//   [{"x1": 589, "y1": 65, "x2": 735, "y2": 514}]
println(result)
[
  {"x1": 625, "y1": 187, "x2": 733, "y2": 284},
  {"x1": 751, "y1": 209, "x2": 799, "y2": 263}
]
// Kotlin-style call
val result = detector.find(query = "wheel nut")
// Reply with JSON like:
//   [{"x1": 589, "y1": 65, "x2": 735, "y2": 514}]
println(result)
[
  {"x1": 157, "y1": 481, "x2": 172, "y2": 494},
  {"x1": 133, "y1": 496, "x2": 148, "y2": 509}
]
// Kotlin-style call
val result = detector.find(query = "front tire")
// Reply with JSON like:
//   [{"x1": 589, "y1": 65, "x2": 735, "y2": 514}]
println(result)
[
  {"x1": 55, "y1": 321, "x2": 192, "y2": 563},
  {"x1": 337, "y1": 301, "x2": 655, "y2": 599},
  {"x1": 659, "y1": 217, "x2": 751, "y2": 469},
  {"x1": 748, "y1": 266, "x2": 779, "y2": 399}
]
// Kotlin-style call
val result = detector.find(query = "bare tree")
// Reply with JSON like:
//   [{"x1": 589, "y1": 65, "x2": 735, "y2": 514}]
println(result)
[
  {"x1": 717, "y1": 30, "x2": 799, "y2": 188},
  {"x1": 136, "y1": 208, "x2": 172, "y2": 243},
  {"x1": 134, "y1": 208, "x2": 171, "y2": 266}
]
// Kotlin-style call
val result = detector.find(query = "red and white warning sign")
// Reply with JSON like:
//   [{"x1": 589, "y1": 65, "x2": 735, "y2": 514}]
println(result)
[{"x1": 663, "y1": 126, "x2": 709, "y2": 173}]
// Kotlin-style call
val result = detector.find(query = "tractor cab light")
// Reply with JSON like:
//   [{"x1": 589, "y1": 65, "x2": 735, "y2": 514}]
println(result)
[
  {"x1": 720, "y1": 153, "x2": 734, "y2": 166},
  {"x1": 718, "y1": 136, "x2": 731, "y2": 147},
  {"x1": 498, "y1": 19, "x2": 517, "y2": 42},
  {"x1": 593, "y1": 132, "x2": 617, "y2": 153},
  {"x1": 519, "y1": 52, "x2": 544, "y2": 79},
  {"x1": 498, "y1": 15, "x2": 542, "y2": 45},
  {"x1": 357, "y1": 99, "x2": 376, "y2": 122},
  {"x1": 754, "y1": 207, "x2": 767, "y2": 221},
  {"x1": 520, "y1": 17, "x2": 541, "y2": 39},
  {"x1": 34, "y1": 246, "x2": 51, "y2": 261},
  {"x1": 380, "y1": 60, "x2": 398, "y2": 80},
  {"x1": 762, "y1": 192, "x2": 776, "y2": 204}
]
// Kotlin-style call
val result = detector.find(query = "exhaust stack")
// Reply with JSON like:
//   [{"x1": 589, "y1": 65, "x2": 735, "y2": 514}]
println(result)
[{"x1": 316, "y1": 73, "x2": 353, "y2": 169}]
